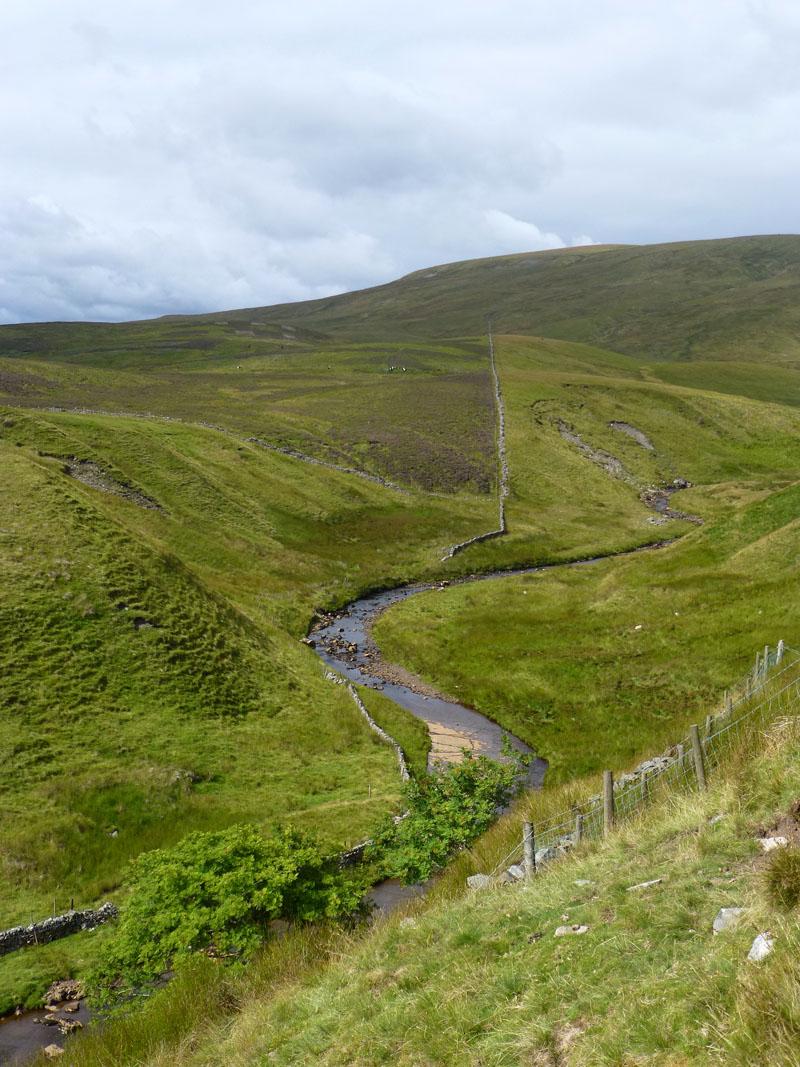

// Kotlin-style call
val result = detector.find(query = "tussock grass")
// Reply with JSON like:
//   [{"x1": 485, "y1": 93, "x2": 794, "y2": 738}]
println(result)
[{"x1": 47, "y1": 662, "x2": 800, "y2": 1066}]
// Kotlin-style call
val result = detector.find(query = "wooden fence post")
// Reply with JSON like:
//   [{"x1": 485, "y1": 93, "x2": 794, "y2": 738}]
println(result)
[
  {"x1": 705, "y1": 714, "x2": 713, "y2": 737},
  {"x1": 777, "y1": 639, "x2": 785, "y2": 666},
  {"x1": 746, "y1": 675, "x2": 752, "y2": 700},
  {"x1": 603, "y1": 770, "x2": 615, "y2": 836},
  {"x1": 677, "y1": 742, "x2": 685, "y2": 763},
  {"x1": 763, "y1": 645, "x2": 770, "y2": 677},
  {"x1": 522, "y1": 821, "x2": 535, "y2": 881},
  {"x1": 690, "y1": 724, "x2": 707, "y2": 792},
  {"x1": 574, "y1": 812, "x2": 584, "y2": 847}
]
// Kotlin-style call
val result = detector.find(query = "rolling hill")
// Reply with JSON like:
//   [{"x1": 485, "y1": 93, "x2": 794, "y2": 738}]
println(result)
[{"x1": 1, "y1": 233, "x2": 800, "y2": 1043}]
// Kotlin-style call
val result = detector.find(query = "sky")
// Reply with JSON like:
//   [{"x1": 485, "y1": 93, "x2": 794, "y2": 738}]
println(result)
[{"x1": 1, "y1": 0, "x2": 799, "y2": 323}]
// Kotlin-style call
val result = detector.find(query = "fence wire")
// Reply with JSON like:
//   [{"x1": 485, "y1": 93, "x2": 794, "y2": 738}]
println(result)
[{"x1": 493, "y1": 643, "x2": 800, "y2": 878}]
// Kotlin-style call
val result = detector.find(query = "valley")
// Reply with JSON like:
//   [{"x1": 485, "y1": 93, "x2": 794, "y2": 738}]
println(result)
[{"x1": 1, "y1": 234, "x2": 800, "y2": 1062}]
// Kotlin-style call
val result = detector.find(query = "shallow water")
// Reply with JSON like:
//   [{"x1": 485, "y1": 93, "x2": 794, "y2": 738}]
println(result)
[{"x1": 0, "y1": 999, "x2": 92, "y2": 1065}]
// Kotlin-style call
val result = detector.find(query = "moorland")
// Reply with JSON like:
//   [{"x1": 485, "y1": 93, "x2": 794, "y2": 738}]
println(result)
[{"x1": 2, "y1": 234, "x2": 800, "y2": 1062}]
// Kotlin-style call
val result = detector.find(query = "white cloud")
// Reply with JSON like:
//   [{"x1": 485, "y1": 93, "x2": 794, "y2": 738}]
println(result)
[
  {"x1": 0, "y1": 0, "x2": 797, "y2": 322},
  {"x1": 482, "y1": 210, "x2": 572, "y2": 254}
]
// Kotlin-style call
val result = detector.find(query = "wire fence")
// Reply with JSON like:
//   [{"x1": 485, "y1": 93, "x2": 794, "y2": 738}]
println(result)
[{"x1": 490, "y1": 640, "x2": 800, "y2": 879}]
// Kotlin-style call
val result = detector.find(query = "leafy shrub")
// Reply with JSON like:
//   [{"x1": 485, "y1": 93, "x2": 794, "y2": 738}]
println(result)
[
  {"x1": 368, "y1": 748, "x2": 527, "y2": 884},
  {"x1": 764, "y1": 845, "x2": 800, "y2": 909},
  {"x1": 91, "y1": 823, "x2": 369, "y2": 1000}
]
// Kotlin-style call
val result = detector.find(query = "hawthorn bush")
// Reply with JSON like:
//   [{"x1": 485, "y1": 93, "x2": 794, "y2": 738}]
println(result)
[
  {"x1": 91, "y1": 823, "x2": 369, "y2": 999},
  {"x1": 368, "y1": 748, "x2": 527, "y2": 884}
]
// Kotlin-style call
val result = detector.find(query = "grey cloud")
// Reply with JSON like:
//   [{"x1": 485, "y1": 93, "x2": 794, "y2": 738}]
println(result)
[{"x1": 0, "y1": 0, "x2": 797, "y2": 323}]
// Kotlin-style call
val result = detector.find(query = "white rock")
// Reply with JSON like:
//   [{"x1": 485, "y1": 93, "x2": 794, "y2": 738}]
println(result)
[
  {"x1": 507, "y1": 864, "x2": 526, "y2": 881},
  {"x1": 43, "y1": 1047, "x2": 64, "y2": 1060},
  {"x1": 713, "y1": 907, "x2": 746, "y2": 934},
  {"x1": 554, "y1": 924, "x2": 588, "y2": 937},
  {"x1": 747, "y1": 933, "x2": 775, "y2": 961},
  {"x1": 626, "y1": 878, "x2": 663, "y2": 892},
  {"x1": 758, "y1": 837, "x2": 789, "y2": 852},
  {"x1": 574, "y1": 879, "x2": 591, "y2": 887},
  {"x1": 708, "y1": 814, "x2": 726, "y2": 825}
]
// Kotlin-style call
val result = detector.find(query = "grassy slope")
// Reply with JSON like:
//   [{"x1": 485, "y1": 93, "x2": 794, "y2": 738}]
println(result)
[
  {"x1": 49, "y1": 665, "x2": 800, "y2": 1067},
  {"x1": 374, "y1": 333, "x2": 800, "y2": 777},
  {"x1": 2, "y1": 408, "x2": 491, "y2": 918},
  {"x1": 2, "y1": 233, "x2": 800, "y2": 1029},
  {"x1": 191, "y1": 234, "x2": 800, "y2": 367},
  {"x1": 0, "y1": 331, "x2": 496, "y2": 494}
]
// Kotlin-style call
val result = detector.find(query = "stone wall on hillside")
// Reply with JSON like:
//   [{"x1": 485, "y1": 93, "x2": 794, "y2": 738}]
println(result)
[{"x1": 0, "y1": 902, "x2": 118, "y2": 958}]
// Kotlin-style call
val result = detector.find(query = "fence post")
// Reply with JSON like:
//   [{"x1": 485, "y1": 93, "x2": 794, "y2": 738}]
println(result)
[
  {"x1": 777, "y1": 639, "x2": 785, "y2": 666},
  {"x1": 690, "y1": 724, "x2": 707, "y2": 792},
  {"x1": 763, "y1": 645, "x2": 770, "y2": 677},
  {"x1": 754, "y1": 652, "x2": 760, "y2": 688},
  {"x1": 603, "y1": 770, "x2": 615, "y2": 836},
  {"x1": 677, "y1": 742, "x2": 685, "y2": 764},
  {"x1": 574, "y1": 811, "x2": 584, "y2": 847},
  {"x1": 640, "y1": 767, "x2": 649, "y2": 805},
  {"x1": 746, "y1": 675, "x2": 752, "y2": 700},
  {"x1": 522, "y1": 821, "x2": 535, "y2": 881},
  {"x1": 726, "y1": 693, "x2": 733, "y2": 715},
  {"x1": 705, "y1": 714, "x2": 713, "y2": 737}
]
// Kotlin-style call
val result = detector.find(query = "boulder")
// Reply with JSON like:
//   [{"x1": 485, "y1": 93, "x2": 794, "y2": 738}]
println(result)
[
  {"x1": 43, "y1": 1047, "x2": 63, "y2": 1060},
  {"x1": 554, "y1": 924, "x2": 588, "y2": 937}
]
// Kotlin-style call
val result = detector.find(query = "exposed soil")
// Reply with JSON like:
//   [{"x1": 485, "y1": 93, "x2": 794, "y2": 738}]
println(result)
[
  {"x1": 556, "y1": 419, "x2": 638, "y2": 485},
  {"x1": 64, "y1": 459, "x2": 165, "y2": 512},
  {"x1": 609, "y1": 420, "x2": 655, "y2": 451}
]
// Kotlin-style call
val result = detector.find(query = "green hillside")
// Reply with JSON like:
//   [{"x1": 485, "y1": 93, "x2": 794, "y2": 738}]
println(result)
[
  {"x1": 192, "y1": 234, "x2": 800, "y2": 366},
  {"x1": 2, "y1": 234, "x2": 800, "y2": 1054}
]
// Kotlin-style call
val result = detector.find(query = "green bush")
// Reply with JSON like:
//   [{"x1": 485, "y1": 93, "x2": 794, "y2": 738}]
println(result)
[
  {"x1": 90, "y1": 824, "x2": 369, "y2": 1000},
  {"x1": 368, "y1": 748, "x2": 527, "y2": 884},
  {"x1": 764, "y1": 845, "x2": 800, "y2": 909}
]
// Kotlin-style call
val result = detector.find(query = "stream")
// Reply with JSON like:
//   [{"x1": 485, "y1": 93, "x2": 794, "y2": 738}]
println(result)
[{"x1": 1, "y1": 532, "x2": 684, "y2": 1064}]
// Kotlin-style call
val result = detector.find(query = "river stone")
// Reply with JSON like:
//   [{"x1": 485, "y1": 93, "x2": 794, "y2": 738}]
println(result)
[
  {"x1": 43, "y1": 1047, "x2": 63, "y2": 1060},
  {"x1": 747, "y1": 933, "x2": 775, "y2": 961},
  {"x1": 535, "y1": 846, "x2": 559, "y2": 866},
  {"x1": 713, "y1": 907, "x2": 746, "y2": 934},
  {"x1": 507, "y1": 864, "x2": 526, "y2": 881},
  {"x1": 467, "y1": 874, "x2": 491, "y2": 891}
]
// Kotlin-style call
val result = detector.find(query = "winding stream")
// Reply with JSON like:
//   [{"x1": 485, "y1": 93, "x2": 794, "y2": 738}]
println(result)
[{"x1": 310, "y1": 535, "x2": 681, "y2": 791}]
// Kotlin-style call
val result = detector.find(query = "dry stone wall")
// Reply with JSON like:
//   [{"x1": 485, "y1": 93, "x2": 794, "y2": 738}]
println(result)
[
  {"x1": 0, "y1": 902, "x2": 118, "y2": 958},
  {"x1": 442, "y1": 327, "x2": 508, "y2": 560}
]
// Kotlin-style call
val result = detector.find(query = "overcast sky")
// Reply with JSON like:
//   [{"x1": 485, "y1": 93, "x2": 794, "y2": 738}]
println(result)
[{"x1": 2, "y1": 0, "x2": 799, "y2": 323}]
